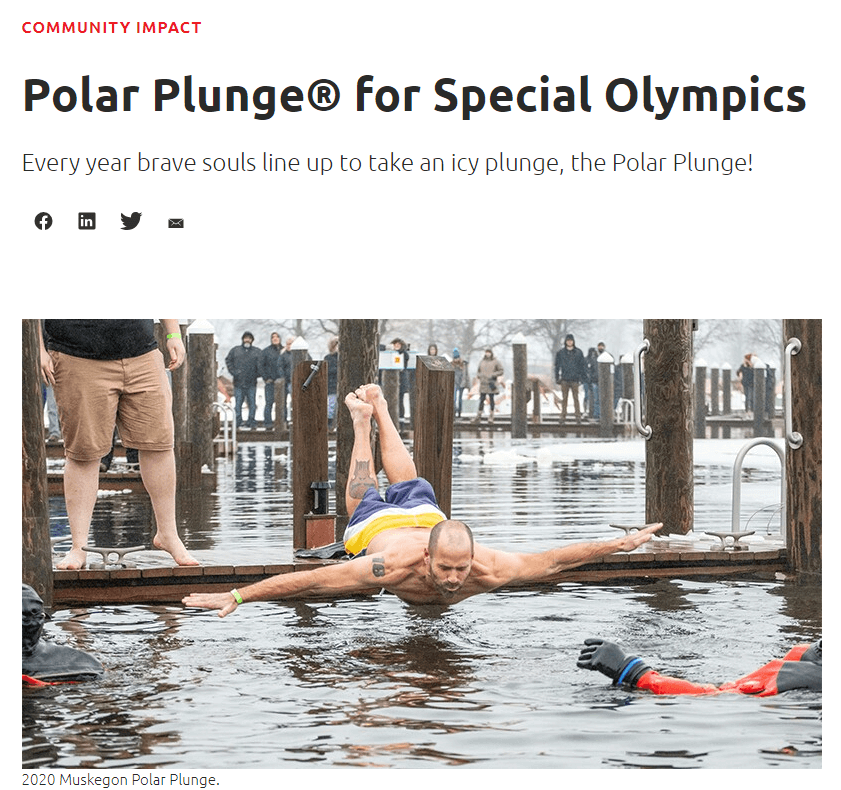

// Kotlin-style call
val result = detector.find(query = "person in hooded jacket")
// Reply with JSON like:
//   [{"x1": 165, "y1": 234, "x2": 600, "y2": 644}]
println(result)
[
  {"x1": 474, "y1": 348, "x2": 504, "y2": 423},
  {"x1": 554, "y1": 334, "x2": 586, "y2": 421}
]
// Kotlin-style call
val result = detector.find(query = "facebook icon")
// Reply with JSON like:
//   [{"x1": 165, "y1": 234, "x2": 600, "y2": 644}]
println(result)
[
  {"x1": 78, "y1": 212, "x2": 96, "y2": 230},
  {"x1": 34, "y1": 212, "x2": 52, "y2": 230}
]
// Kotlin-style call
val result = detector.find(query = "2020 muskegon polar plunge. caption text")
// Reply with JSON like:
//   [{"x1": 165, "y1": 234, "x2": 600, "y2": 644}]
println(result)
[{"x1": 22, "y1": 772, "x2": 219, "y2": 788}]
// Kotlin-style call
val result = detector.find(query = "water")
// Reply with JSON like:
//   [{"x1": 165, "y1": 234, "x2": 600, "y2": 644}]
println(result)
[{"x1": 28, "y1": 435, "x2": 820, "y2": 771}]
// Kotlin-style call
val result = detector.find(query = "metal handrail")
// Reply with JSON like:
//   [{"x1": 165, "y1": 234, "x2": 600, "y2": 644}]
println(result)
[
  {"x1": 730, "y1": 438, "x2": 786, "y2": 544},
  {"x1": 784, "y1": 337, "x2": 803, "y2": 449},
  {"x1": 212, "y1": 401, "x2": 236, "y2": 458},
  {"x1": 633, "y1": 339, "x2": 652, "y2": 439}
]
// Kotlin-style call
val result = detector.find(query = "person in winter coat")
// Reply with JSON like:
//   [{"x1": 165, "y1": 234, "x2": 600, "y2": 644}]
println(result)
[
  {"x1": 452, "y1": 348, "x2": 467, "y2": 417},
  {"x1": 474, "y1": 348, "x2": 504, "y2": 423},
  {"x1": 259, "y1": 332, "x2": 285, "y2": 429},
  {"x1": 226, "y1": 331, "x2": 262, "y2": 429},
  {"x1": 554, "y1": 334, "x2": 586, "y2": 421}
]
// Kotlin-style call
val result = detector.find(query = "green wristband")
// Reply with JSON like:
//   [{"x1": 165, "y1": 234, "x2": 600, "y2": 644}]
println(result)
[
  {"x1": 230, "y1": 589, "x2": 243, "y2": 604},
  {"x1": 166, "y1": 332, "x2": 182, "y2": 339}
]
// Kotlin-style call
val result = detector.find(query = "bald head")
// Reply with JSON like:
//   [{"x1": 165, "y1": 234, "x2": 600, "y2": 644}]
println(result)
[{"x1": 428, "y1": 520, "x2": 474, "y2": 558}]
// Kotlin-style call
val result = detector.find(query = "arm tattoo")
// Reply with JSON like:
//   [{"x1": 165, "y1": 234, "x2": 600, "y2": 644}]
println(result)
[
  {"x1": 372, "y1": 557, "x2": 386, "y2": 578},
  {"x1": 348, "y1": 459, "x2": 377, "y2": 499}
]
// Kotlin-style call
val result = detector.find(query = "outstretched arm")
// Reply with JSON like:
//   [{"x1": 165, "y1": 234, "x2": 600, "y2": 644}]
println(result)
[
  {"x1": 492, "y1": 523, "x2": 661, "y2": 586},
  {"x1": 182, "y1": 554, "x2": 390, "y2": 617}
]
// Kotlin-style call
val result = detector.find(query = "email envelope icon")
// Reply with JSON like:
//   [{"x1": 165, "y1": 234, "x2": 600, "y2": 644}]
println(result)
[{"x1": 168, "y1": 218, "x2": 184, "y2": 229}]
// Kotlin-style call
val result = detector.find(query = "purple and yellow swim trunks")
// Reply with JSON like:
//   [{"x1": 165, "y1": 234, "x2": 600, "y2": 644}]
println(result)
[{"x1": 343, "y1": 477, "x2": 446, "y2": 556}]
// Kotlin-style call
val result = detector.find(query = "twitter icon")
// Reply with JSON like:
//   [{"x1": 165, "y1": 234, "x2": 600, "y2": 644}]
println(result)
[{"x1": 121, "y1": 212, "x2": 141, "y2": 230}]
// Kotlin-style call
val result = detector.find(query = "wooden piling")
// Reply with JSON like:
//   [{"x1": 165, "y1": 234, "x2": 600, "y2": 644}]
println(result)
[
  {"x1": 269, "y1": 374, "x2": 287, "y2": 440},
  {"x1": 783, "y1": 319, "x2": 821, "y2": 575},
  {"x1": 511, "y1": 338, "x2": 528, "y2": 438},
  {"x1": 709, "y1": 366, "x2": 720, "y2": 438},
  {"x1": 644, "y1": 320, "x2": 693, "y2": 535},
  {"x1": 531, "y1": 379, "x2": 542, "y2": 423},
  {"x1": 186, "y1": 320, "x2": 217, "y2": 482},
  {"x1": 753, "y1": 362, "x2": 767, "y2": 437},
  {"x1": 598, "y1": 354, "x2": 614, "y2": 438},
  {"x1": 22, "y1": 320, "x2": 53, "y2": 606},
  {"x1": 620, "y1": 356, "x2": 634, "y2": 405},
  {"x1": 381, "y1": 369, "x2": 401, "y2": 432},
  {"x1": 335, "y1": 320, "x2": 380, "y2": 535},
  {"x1": 156, "y1": 321, "x2": 190, "y2": 480},
  {"x1": 694, "y1": 361, "x2": 707, "y2": 439},
  {"x1": 413, "y1": 355, "x2": 454, "y2": 518},
  {"x1": 291, "y1": 359, "x2": 328, "y2": 549},
  {"x1": 721, "y1": 365, "x2": 732, "y2": 438}
]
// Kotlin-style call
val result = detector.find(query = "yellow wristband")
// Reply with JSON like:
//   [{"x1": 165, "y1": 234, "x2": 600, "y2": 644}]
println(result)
[
  {"x1": 230, "y1": 589, "x2": 243, "y2": 604},
  {"x1": 166, "y1": 332, "x2": 182, "y2": 339}
]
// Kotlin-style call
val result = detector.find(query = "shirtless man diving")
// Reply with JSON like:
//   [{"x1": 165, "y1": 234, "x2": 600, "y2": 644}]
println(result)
[{"x1": 182, "y1": 383, "x2": 660, "y2": 616}]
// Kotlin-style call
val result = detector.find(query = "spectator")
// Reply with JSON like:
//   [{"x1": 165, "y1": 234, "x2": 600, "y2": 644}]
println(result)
[
  {"x1": 452, "y1": 348, "x2": 467, "y2": 417},
  {"x1": 260, "y1": 332, "x2": 284, "y2": 429},
  {"x1": 38, "y1": 319, "x2": 197, "y2": 569},
  {"x1": 474, "y1": 348, "x2": 504, "y2": 423},
  {"x1": 554, "y1": 333, "x2": 586, "y2": 421},
  {"x1": 584, "y1": 347, "x2": 600, "y2": 419},
  {"x1": 225, "y1": 331, "x2": 261, "y2": 429},
  {"x1": 738, "y1": 353, "x2": 755, "y2": 413}
]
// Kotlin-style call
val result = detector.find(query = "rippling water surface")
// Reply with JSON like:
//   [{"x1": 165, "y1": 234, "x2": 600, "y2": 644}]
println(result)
[{"x1": 29, "y1": 435, "x2": 820, "y2": 770}]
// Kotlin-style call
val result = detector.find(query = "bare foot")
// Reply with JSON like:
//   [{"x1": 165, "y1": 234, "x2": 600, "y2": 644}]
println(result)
[
  {"x1": 345, "y1": 391, "x2": 374, "y2": 423},
  {"x1": 56, "y1": 547, "x2": 87, "y2": 570},
  {"x1": 153, "y1": 534, "x2": 200, "y2": 566},
  {"x1": 356, "y1": 383, "x2": 387, "y2": 409}
]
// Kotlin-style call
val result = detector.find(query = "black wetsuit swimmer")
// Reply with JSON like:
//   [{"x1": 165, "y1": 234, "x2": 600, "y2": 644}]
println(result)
[
  {"x1": 577, "y1": 637, "x2": 822, "y2": 696},
  {"x1": 22, "y1": 584, "x2": 103, "y2": 685}
]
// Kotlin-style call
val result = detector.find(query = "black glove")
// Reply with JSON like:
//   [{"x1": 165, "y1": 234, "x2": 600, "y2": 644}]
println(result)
[{"x1": 577, "y1": 638, "x2": 651, "y2": 687}]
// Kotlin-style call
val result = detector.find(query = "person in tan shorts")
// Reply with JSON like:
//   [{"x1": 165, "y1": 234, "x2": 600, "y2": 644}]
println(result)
[{"x1": 38, "y1": 320, "x2": 198, "y2": 570}]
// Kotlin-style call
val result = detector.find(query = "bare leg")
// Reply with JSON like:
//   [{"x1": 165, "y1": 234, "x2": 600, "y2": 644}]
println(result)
[
  {"x1": 139, "y1": 449, "x2": 199, "y2": 566},
  {"x1": 344, "y1": 392, "x2": 377, "y2": 518},
  {"x1": 356, "y1": 384, "x2": 416, "y2": 483},
  {"x1": 56, "y1": 458, "x2": 101, "y2": 569}
]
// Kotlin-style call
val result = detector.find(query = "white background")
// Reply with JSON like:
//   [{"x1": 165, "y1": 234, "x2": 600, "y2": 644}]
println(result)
[
  {"x1": 6, "y1": 1, "x2": 837, "y2": 783},
  {"x1": 5, "y1": 1, "x2": 838, "y2": 316}
]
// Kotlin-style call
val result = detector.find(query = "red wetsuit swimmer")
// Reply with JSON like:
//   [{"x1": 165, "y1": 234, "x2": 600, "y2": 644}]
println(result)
[{"x1": 577, "y1": 637, "x2": 822, "y2": 696}]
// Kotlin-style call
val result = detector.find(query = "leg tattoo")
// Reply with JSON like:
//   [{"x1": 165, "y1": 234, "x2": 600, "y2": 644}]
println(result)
[{"x1": 348, "y1": 459, "x2": 377, "y2": 500}]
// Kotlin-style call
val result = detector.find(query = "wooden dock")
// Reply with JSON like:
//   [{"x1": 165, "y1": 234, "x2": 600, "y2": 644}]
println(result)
[{"x1": 51, "y1": 541, "x2": 788, "y2": 606}]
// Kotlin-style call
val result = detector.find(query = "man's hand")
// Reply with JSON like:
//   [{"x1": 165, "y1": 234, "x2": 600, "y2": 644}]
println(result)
[
  {"x1": 166, "y1": 336, "x2": 187, "y2": 370},
  {"x1": 182, "y1": 592, "x2": 239, "y2": 618},
  {"x1": 40, "y1": 345, "x2": 56, "y2": 386},
  {"x1": 615, "y1": 523, "x2": 662, "y2": 552}
]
